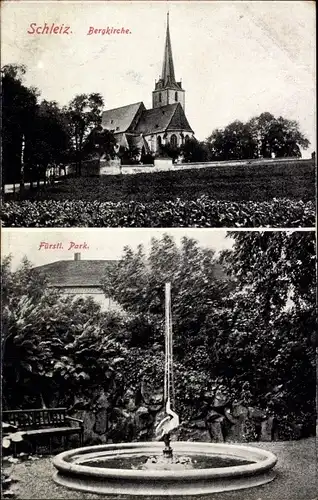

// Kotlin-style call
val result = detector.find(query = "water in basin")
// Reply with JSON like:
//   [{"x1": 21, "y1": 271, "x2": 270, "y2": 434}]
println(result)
[{"x1": 82, "y1": 454, "x2": 255, "y2": 471}]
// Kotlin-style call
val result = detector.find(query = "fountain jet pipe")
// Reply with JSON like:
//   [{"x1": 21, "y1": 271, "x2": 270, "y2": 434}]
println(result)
[{"x1": 155, "y1": 283, "x2": 180, "y2": 455}]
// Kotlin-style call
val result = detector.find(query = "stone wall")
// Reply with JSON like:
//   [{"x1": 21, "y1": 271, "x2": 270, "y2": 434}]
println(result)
[
  {"x1": 70, "y1": 381, "x2": 300, "y2": 446},
  {"x1": 65, "y1": 157, "x2": 314, "y2": 178}
]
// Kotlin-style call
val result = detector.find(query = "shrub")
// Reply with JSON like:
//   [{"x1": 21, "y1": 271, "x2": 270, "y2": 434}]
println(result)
[{"x1": 1, "y1": 198, "x2": 315, "y2": 227}]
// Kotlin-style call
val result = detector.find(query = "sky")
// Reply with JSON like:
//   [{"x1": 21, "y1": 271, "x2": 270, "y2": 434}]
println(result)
[
  {"x1": 2, "y1": 228, "x2": 235, "y2": 270},
  {"x1": 1, "y1": 1, "x2": 316, "y2": 157}
]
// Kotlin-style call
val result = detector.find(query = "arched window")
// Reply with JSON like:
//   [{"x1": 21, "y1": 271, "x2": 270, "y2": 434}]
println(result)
[
  {"x1": 157, "y1": 136, "x2": 162, "y2": 150},
  {"x1": 175, "y1": 92, "x2": 178, "y2": 102},
  {"x1": 185, "y1": 135, "x2": 190, "y2": 143},
  {"x1": 159, "y1": 93, "x2": 162, "y2": 103},
  {"x1": 170, "y1": 134, "x2": 177, "y2": 148}
]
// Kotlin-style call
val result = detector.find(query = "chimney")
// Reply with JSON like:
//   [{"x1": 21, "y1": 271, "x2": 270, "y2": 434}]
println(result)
[{"x1": 74, "y1": 253, "x2": 81, "y2": 261}]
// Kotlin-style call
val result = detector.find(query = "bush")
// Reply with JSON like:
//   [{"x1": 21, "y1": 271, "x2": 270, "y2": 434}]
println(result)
[{"x1": 1, "y1": 198, "x2": 314, "y2": 227}]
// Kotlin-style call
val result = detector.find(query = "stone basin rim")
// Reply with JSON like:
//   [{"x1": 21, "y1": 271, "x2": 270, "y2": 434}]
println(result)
[{"x1": 53, "y1": 441, "x2": 278, "y2": 480}]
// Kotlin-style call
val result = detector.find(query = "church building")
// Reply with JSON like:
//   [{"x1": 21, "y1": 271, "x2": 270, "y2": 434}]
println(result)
[{"x1": 101, "y1": 14, "x2": 194, "y2": 158}]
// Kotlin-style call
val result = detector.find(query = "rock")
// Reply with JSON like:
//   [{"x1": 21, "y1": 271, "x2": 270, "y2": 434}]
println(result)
[
  {"x1": 180, "y1": 428, "x2": 211, "y2": 443},
  {"x1": 82, "y1": 411, "x2": 96, "y2": 443},
  {"x1": 213, "y1": 387, "x2": 230, "y2": 408},
  {"x1": 260, "y1": 416, "x2": 275, "y2": 441},
  {"x1": 189, "y1": 419, "x2": 206, "y2": 430},
  {"x1": 248, "y1": 407, "x2": 267, "y2": 420},
  {"x1": 123, "y1": 389, "x2": 137, "y2": 412},
  {"x1": 141, "y1": 380, "x2": 163, "y2": 407},
  {"x1": 95, "y1": 391, "x2": 110, "y2": 410},
  {"x1": 108, "y1": 408, "x2": 135, "y2": 443},
  {"x1": 208, "y1": 417, "x2": 225, "y2": 442},
  {"x1": 95, "y1": 409, "x2": 108, "y2": 435},
  {"x1": 135, "y1": 406, "x2": 153, "y2": 432},
  {"x1": 231, "y1": 404, "x2": 248, "y2": 418},
  {"x1": 225, "y1": 405, "x2": 249, "y2": 443},
  {"x1": 206, "y1": 409, "x2": 223, "y2": 422}
]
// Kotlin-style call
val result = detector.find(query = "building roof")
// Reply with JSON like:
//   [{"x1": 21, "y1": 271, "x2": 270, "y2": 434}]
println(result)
[
  {"x1": 34, "y1": 260, "x2": 116, "y2": 287},
  {"x1": 134, "y1": 103, "x2": 193, "y2": 135},
  {"x1": 101, "y1": 102, "x2": 145, "y2": 134}
]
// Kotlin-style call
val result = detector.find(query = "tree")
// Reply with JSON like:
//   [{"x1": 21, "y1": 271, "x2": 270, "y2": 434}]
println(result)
[
  {"x1": 159, "y1": 143, "x2": 181, "y2": 162},
  {"x1": 101, "y1": 234, "x2": 233, "y2": 355},
  {"x1": 83, "y1": 125, "x2": 117, "y2": 164},
  {"x1": 207, "y1": 120, "x2": 256, "y2": 161},
  {"x1": 217, "y1": 232, "x2": 316, "y2": 433},
  {"x1": 1, "y1": 64, "x2": 39, "y2": 188},
  {"x1": 206, "y1": 113, "x2": 310, "y2": 161},
  {"x1": 181, "y1": 138, "x2": 210, "y2": 163},
  {"x1": 1, "y1": 65, "x2": 72, "y2": 190},
  {"x1": 25, "y1": 100, "x2": 72, "y2": 182},
  {"x1": 65, "y1": 93, "x2": 104, "y2": 174},
  {"x1": 1, "y1": 256, "x2": 126, "y2": 410},
  {"x1": 248, "y1": 113, "x2": 310, "y2": 158}
]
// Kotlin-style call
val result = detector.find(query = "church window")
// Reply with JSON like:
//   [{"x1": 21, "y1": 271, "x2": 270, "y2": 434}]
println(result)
[
  {"x1": 175, "y1": 92, "x2": 178, "y2": 102},
  {"x1": 170, "y1": 134, "x2": 177, "y2": 147},
  {"x1": 157, "y1": 136, "x2": 162, "y2": 148},
  {"x1": 159, "y1": 93, "x2": 162, "y2": 103},
  {"x1": 185, "y1": 135, "x2": 190, "y2": 143}
]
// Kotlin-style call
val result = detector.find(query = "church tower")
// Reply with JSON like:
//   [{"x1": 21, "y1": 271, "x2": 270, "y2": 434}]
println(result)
[{"x1": 152, "y1": 13, "x2": 185, "y2": 110}]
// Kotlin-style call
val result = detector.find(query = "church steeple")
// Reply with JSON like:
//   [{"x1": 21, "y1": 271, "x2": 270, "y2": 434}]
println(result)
[
  {"x1": 152, "y1": 13, "x2": 185, "y2": 110},
  {"x1": 162, "y1": 12, "x2": 176, "y2": 86}
]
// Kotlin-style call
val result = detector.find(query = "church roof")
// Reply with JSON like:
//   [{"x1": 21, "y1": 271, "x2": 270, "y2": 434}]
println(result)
[
  {"x1": 34, "y1": 259, "x2": 116, "y2": 287},
  {"x1": 134, "y1": 103, "x2": 194, "y2": 135},
  {"x1": 101, "y1": 102, "x2": 145, "y2": 134}
]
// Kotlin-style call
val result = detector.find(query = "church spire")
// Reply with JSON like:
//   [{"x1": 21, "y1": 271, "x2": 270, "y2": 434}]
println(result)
[
  {"x1": 161, "y1": 12, "x2": 176, "y2": 86},
  {"x1": 152, "y1": 13, "x2": 185, "y2": 110}
]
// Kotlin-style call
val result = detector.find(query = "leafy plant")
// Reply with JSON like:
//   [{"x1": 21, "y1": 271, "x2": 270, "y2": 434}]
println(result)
[{"x1": 1, "y1": 198, "x2": 314, "y2": 228}]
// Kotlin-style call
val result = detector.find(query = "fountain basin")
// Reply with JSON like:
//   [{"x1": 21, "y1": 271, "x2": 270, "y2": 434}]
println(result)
[{"x1": 53, "y1": 441, "x2": 277, "y2": 496}]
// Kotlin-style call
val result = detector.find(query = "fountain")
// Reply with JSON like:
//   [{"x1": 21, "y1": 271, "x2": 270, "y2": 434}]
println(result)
[{"x1": 53, "y1": 283, "x2": 277, "y2": 496}]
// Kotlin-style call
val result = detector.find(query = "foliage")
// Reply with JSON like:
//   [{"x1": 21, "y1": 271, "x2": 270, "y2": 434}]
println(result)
[
  {"x1": 216, "y1": 232, "x2": 316, "y2": 428},
  {"x1": 1, "y1": 64, "x2": 39, "y2": 185},
  {"x1": 1, "y1": 257, "x2": 127, "y2": 409},
  {"x1": 25, "y1": 100, "x2": 71, "y2": 174},
  {"x1": 207, "y1": 121, "x2": 256, "y2": 161},
  {"x1": 1, "y1": 64, "x2": 109, "y2": 185},
  {"x1": 2, "y1": 432, "x2": 25, "y2": 450},
  {"x1": 83, "y1": 125, "x2": 117, "y2": 161},
  {"x1": 207, "y1": 112, "x2": 310, "y2": 160},
  {"x1": 1, "y1": 65, "x2": 72, "y2": 186},
  {"x1": 181, "y1": 138, "x2": 210, "y2": 163},
  {"x1": 1, "y1": 233, "x2": 316, "y2": 438},
  {"x1": 64, "y1": 93, "x2": 104, "y2": 173},
  {"x1": 1, "y1": 198, "x2": 315, "y2": 228},
  {"x1": 101, "y1": 235, "x2": 233, "y2": 352},
  {"x1": 159, "y1": 143, "x2": 180, "y2": 161},
  {"x1": 102, "y1": 232, "x2": 316, "y2": 431}
]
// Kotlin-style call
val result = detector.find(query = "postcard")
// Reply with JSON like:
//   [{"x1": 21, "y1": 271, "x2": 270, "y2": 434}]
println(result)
[
  {"x1": 1, "y1": 0, "x2": 316, "y2": 228},
  {"x1": 1, "y1": 226, "x2": 316, "y2": 498}
]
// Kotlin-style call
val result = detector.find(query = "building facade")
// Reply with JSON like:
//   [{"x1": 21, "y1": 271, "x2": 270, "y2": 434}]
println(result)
[{"x1": 101, "y1": 14, "x2": 194, "y2": 158}]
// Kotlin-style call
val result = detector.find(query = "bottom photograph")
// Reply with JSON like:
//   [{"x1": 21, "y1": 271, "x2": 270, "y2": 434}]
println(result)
[{"x1": 1, "y1": 228, "x2": 316, "y2": 500}]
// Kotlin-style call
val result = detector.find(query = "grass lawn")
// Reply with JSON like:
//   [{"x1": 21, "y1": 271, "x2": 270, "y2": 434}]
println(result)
[
  {"x1": 6, "y1": 438, "x2": 317, "y2": 500},
  {"x1": 12, "y1": 160, "x2": 315, "y2": 204}
]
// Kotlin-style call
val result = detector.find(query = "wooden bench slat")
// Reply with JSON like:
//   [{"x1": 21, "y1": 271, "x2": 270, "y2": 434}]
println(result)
[{"x1": 24, "y1": 427, "x2": 81, "y2": 436}]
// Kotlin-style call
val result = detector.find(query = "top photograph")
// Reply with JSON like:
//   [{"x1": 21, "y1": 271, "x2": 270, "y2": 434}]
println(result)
[{"x1": 1, "y1": 0, "x2": 315, "y2": 228}]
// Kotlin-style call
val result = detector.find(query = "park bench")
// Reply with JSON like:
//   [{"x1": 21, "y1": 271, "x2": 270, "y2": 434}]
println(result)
[{"x1": 2, "y1": 408, "x2": 83, "y2": 456}]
